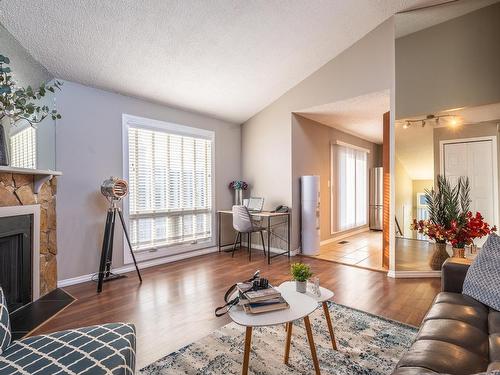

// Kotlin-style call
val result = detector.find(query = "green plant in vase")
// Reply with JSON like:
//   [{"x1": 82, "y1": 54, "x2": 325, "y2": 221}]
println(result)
[
  {"x1": 0, "y1": 54, "x2": 62, "y2": 166},
  {"x1": 290, "y1": 262, "x2": 313, "y2": 293}
]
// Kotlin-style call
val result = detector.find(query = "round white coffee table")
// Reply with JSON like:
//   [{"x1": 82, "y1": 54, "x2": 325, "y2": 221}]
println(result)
[
  {"x1": 228, "y1": 283, "x2": 326, "y2": 375},
  {"x1": 279, "y1": 281, "x2": 337, "y2": 351}
]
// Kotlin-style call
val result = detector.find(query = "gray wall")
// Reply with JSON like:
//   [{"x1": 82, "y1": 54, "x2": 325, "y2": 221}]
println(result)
[
  {"x1": 396, "y1": 2, "x2": 500, "y2": 119},
  {"x1": 292, "y1": 115, "x2": 381, "y2": 242},
  {"x1": 242, "y1": 18, "x2": 395, "y2": 251},
  {"x1": 55, "y1": 81, "x2": 241, "y2": 281}
]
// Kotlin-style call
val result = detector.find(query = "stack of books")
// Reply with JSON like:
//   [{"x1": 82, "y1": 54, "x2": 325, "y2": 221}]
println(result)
[{"x1": 237, "y1": 282, "x2": 289, "y2": 314}]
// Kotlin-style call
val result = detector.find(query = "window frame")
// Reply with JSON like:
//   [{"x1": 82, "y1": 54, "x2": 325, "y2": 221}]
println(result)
[{"x1": 122, "y1": 113, "x2": 216, "y2": 264}]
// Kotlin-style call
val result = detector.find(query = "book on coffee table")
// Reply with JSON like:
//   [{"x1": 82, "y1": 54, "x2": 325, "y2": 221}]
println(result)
[
  {"x1": 243, "y1": 287, "x2": 281, "y2": 303},
  {"x1": 243, "y1": 296, "x2": 289, "y2": 314}
]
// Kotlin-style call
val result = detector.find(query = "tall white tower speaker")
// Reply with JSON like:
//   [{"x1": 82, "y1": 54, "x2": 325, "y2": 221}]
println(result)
[{"x1": 301, "y1": 175, "x2": 320, "y2": 255}]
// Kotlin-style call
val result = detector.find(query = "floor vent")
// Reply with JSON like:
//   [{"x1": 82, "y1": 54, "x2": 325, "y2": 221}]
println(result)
[{"x1": 338, "y1": 240, "x2": 349, "y2": 244}]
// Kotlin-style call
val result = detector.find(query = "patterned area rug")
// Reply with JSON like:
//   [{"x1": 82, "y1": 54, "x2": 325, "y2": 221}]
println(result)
[{"x1": 140, "y1": 303, "x2": 417, "y2": 375}]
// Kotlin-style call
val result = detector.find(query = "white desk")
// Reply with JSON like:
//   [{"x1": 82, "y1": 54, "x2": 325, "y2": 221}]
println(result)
[{"x1": 217, "y1": 210, "x2": 291, "y2": 264}]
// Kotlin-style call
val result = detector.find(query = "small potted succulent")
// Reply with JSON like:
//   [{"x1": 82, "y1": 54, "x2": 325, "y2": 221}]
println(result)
[{"x1": 290, "y1": 263, "x2": 313, "y2": 293}]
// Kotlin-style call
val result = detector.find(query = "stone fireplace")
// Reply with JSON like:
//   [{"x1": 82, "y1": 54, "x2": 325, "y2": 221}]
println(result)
[{"x1": 0, "y1": 172, "x2": 58, "y2": 299}]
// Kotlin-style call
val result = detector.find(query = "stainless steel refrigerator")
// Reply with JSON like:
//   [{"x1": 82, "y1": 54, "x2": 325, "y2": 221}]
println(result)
[{"x1": 369, "y1": 167, "x2": 383, "y2": 230}]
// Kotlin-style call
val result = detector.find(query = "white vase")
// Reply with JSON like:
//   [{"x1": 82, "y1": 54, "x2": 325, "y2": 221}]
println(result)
[
  {"x1": 234, "y1": 188, "x2": 243, "y2": 205},
  {"x1": 295, "y1": 280, "x2": 307, "y2": 293}
]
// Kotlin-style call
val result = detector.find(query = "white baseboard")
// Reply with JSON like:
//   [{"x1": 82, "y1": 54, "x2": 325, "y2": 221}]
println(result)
[
  {"x1": 57, "y1": 246, "x2": 218, "y2": 288},
  {"x1": 320, "y1": 227, "x2": 370, "y2": 246},
  {"x1": 387, "y1": 270, "x2": 441, "y2": 278}
]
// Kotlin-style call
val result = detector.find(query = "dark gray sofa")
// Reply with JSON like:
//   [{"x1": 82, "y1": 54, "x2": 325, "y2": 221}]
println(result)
[{"x1": 392, "y1": 258, "x2": 500, "y2": 375}]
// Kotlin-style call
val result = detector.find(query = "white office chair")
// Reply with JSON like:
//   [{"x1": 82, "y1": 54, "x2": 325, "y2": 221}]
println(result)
[{"x1": 232, "y1": 205, "x2": 266, "y2": 261}]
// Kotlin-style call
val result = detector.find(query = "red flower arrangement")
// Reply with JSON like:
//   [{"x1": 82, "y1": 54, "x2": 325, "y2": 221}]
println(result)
[
  {"x1": 446, "y1": 212, "x2": 497, "y2": 248},
  {"x1": 411, "y1": 211, "x2": 496, "y2": 248}
]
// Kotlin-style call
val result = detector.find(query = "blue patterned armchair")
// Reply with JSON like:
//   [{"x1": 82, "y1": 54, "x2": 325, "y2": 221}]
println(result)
[{"x1": 0, "y1": 288, "x2": 136, "y2": 374}]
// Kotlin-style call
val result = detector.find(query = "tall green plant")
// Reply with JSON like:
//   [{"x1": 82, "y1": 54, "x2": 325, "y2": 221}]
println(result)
[
  {"x1": 0, "y1": 54, "x2": 62, "y2": 126},
  {"x1": 425, "y1": 175, "x2": 470, "y2": 230}
]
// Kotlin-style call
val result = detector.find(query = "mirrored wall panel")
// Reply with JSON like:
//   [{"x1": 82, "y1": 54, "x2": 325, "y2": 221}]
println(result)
[
  {"x1": 394, "y1": 0, "x2": 500, "y2": 271},
  {"x1": 1, "y1": 24, "x2": 57, "y2": 171}
]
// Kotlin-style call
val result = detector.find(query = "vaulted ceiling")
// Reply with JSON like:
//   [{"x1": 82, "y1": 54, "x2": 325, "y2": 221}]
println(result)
[{"x1": 0, "y1": 0, "x2": 438, "y2": 123}]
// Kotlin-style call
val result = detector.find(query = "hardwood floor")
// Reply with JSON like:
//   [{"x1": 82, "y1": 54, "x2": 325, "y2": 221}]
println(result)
[
  {"x1": 33, "y1": 250, "x2": 440, "y2": 369},
  {"x1": 315, "y1": 230, "x2": 385, "y2": 271}
]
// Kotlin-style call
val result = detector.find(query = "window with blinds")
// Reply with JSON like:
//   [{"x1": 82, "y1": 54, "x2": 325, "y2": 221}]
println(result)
[
  {"x1": 10, "y1": 126, "x2": 37, "y2": 169},
  {"x1": 127, "y1": 120, "x2": 213, "y2": 253}
]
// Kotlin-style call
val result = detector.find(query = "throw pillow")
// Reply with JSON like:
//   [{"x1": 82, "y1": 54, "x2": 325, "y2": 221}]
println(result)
[
  {"x1": 463, "y1": 233, "x2": 500, "y2": 311},
  {"x1": 0, "y1": 287, "x2": 11, "y2": 354}
]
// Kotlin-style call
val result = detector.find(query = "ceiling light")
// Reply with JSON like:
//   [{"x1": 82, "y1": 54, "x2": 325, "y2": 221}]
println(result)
[
  {"x1": 403, "y1": 121, "x2": 410, "y2": 129},
  {"x1": 449, "y1": 116, "x2": 458, "y2": 127}
]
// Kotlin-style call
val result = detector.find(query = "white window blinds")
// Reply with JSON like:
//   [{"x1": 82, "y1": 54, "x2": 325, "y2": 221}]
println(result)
[
  {"x1": 10, "y1": 126, "x2": 37, "y2": 169},
  {"x1": 336, "y1": 144, "x2": 368, "y2": 231},
  {"x1": 127, "y1": 124, "x2": 213, "y2": 252}
]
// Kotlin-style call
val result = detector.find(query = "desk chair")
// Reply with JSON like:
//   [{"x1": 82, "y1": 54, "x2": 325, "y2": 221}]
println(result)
[{"x1": 232, "y1": 205, "x2": 266, "y2": 261}]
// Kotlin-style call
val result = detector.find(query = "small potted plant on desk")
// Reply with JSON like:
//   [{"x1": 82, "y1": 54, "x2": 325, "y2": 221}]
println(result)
[{"x1": 290, "y1": 263, "x2": 312, "y2": 293}]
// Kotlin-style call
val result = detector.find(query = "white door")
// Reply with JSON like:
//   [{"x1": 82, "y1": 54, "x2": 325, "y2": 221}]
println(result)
[{"x1": 442, "y1": 139, "x2": 498, "y2": 245}]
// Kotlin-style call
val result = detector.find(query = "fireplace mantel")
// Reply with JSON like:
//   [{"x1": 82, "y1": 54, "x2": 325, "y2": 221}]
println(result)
[{"x1": 0, "y1": 166, "x2": 62, "y2": 194}]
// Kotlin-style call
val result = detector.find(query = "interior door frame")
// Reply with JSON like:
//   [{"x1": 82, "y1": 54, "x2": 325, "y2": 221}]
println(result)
[{"x1": 439, "y1": 135, "x2": 499, "y2": 226}]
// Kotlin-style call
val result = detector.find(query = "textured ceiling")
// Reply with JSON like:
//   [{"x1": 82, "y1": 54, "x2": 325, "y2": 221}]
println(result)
[
  {"x1": 0, "y1": 0, "x2": 433, "y2": 124},
  {"x1": 396, "y1": 0, "x2": 500, "y2": 38},
  {"x1": 296, "y1": 90, "x2": 390, "y2": 144}
]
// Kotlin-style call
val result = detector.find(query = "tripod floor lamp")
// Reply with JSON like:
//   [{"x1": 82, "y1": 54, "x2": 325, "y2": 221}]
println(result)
[{"x1": 97, "y1": 177, "x2": 142, "y2": 293}]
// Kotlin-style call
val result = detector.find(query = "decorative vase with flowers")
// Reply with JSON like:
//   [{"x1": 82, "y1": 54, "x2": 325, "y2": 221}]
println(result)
[
  {"x1": 0, "y1": 54, "x2": 62, "y2": 166},
  {"x1": 229, "y1": 180, "x2": 248, "y2": 205},
  {"x1": 290, "y1": 262, "x2": 313, "y2": 293},
  {"x1": 411, "y1": 175, "x2": 496, "y2": 269}
]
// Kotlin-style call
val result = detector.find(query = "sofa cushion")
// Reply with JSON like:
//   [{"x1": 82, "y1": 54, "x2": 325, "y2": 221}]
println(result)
[
  {"x1": 0, "y1": 288, "x2": 11, "y2": 355},
  {"x1": 0, "y1": 323, "x2": 136, "y2": 375},
  {"x1": 396, "y1": 339, "x2": 489, "y2": 375},
  {"x1": 424, "y1": 295, "x2": 489, "y2": 332},
  {"x1": 417, "y1": 319, "x2": 489, "y2": 357},
  {"x1": 463, "y1": 233, "x2": 500, "y2": 311},
  {"x1": 434, "y1": 292, "x2": 487, "y2": 310}
]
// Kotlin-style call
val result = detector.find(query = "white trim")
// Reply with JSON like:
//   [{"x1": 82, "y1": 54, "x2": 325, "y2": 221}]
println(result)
[
  {"x1": 320, "y1": 227, "x2": 369, "y2": 246},
  {"x1": 0, "y1": 204, "x2": 40, "y2": 302},
  {"x1": 387, "y1": 270, "x2": 441, "y2": 278},
  {"x1": 333, "y1": 140, "x2": 371, "y2": 154},
  {"x1": 121, "y1": 114, "x2": 216, "y2": 264},
  {"x1": 439, "y1": 135, "x2": 499, "y2": 227},
  {"x1": 58, "y1": 246, "x2": 218, "y2": 287}
]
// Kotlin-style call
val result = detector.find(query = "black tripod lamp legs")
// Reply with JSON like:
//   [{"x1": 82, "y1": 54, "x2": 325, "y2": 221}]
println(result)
[
  {"x1": 118, "y1": 209, "x2": 143, "y2": 283},
  {"x1": 97, "y1": 209, "x2": 115, "y2": 293}
]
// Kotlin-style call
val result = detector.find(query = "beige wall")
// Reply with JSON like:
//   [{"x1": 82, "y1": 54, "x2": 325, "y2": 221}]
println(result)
[
  {"x1": 292, "y1": 115, "x2": 381, "y2": 242},
  {"x1": 395, "y1": 157, "x2": 413, "y2": 238},
  {"x1": 395, "y1": 2, "x2": 500, "y2": 119},
  {"x1": 242, "y1": 18, "x2": 395, "y2": 251}
]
